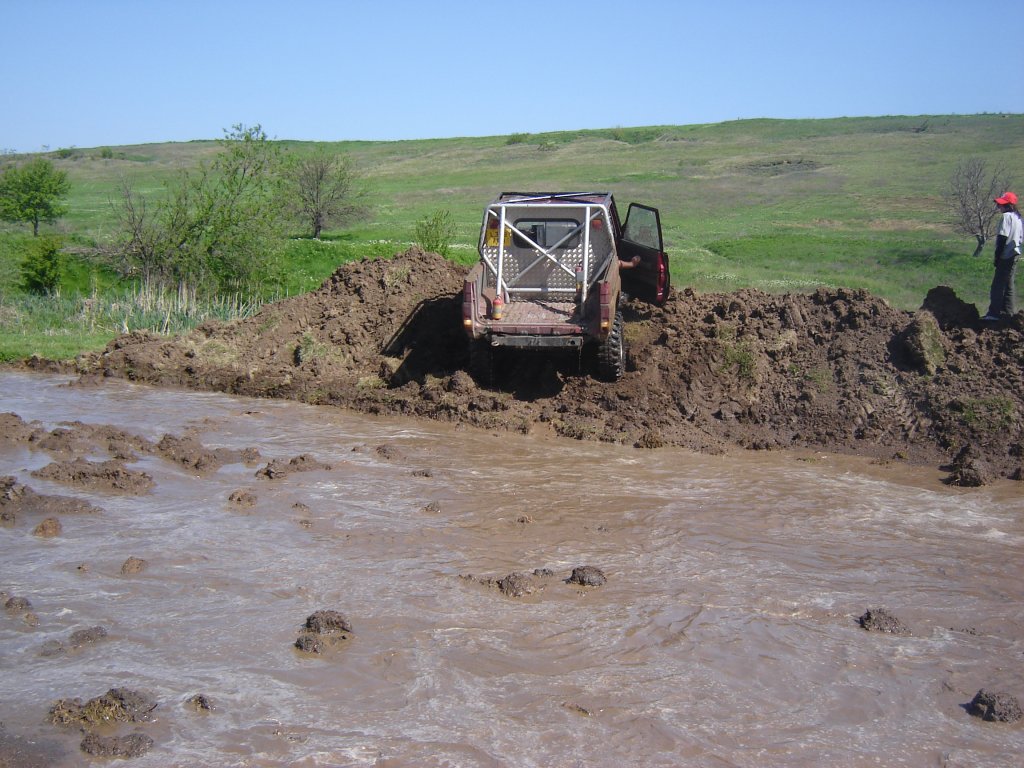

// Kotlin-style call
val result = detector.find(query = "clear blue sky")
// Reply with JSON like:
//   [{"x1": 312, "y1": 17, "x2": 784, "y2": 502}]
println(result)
[{"x1": 2, "y1": 0, "x2": 1021, "y2": 153}]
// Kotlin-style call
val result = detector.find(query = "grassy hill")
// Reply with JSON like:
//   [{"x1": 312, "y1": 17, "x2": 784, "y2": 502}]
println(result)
[{"x1": 2, "y1": 114, "x2": 1023, "y2": 359}]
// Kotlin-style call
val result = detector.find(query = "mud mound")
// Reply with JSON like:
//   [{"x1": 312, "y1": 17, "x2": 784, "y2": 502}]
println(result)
[
  {"x1": 48, "y1": 688, "x2": 157, "y2": 728},
  {"x1": 77, "y1": 249, "x2": 1024, "y2": 479},
  {"x1": 92, "y1": 246, "x2": 467, "y2": 399},
  {"x1": 2, "y1": 477, "x2": 103, "y2": 525},
  {"x1": 31, "y1": 458, "x2": 154, "y2": 494}
]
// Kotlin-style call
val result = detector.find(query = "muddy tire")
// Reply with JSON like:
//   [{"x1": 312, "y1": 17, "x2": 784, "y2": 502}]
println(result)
[{"x1": 598, "y1": 311, "x2": 625, "y2": 382}]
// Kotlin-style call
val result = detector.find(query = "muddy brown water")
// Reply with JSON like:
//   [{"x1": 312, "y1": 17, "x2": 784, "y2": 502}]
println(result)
[{"x1": 1, "y1": 371, "x2": 1021, "y2": 767}]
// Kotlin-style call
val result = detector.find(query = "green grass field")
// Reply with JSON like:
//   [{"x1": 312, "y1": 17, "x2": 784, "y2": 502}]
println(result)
[{"x1": 2, "y1": 114, "x2": 1023, "y2": 360}]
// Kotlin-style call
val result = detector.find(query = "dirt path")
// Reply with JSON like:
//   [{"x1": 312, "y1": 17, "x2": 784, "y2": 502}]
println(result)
[{"x1": 35, "y1": 248, "x2": 1023, "y2": 483}]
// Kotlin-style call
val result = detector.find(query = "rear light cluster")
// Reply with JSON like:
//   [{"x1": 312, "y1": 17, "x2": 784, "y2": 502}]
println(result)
[{"x1": 599, "y1": 282, "x2": 612, "y2": 331}]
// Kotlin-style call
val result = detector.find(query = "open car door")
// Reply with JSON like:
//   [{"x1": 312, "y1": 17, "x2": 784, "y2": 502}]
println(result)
[{"x1": 619, "y1": 203, "x2": 671, "y2": 305}]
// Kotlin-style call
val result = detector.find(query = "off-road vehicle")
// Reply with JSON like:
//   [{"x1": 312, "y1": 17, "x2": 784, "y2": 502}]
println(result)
[{"x1": 462, "y1": 192, "x2": 669, "y2": 381}]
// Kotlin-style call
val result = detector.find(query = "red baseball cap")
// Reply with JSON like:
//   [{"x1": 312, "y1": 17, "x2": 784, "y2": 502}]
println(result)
[{"x1": 994, "y1": 192, "x2": 1018, "y2": 205}]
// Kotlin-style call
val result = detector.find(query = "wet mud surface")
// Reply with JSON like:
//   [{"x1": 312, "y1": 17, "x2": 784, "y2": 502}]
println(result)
[{"x1": 26, "y1": 247, "x2": 1021, "y2": 482}]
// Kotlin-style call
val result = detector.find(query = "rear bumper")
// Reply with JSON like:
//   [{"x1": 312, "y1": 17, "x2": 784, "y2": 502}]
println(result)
[{"x1": 489, "y1": 334, "x2": 585, "y2": 349}]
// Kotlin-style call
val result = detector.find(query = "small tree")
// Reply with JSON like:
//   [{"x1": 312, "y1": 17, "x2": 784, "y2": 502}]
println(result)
[
  {"x1": 414, "y1": 209, "x2": 456, "y2": 257},
  {"x1": 281, "y1": 149, "x2": 367, "y2": 238},
  {"x1": 111, "y1": 123, "x2": 285, "y2": 295},
  {"x1": 0, "y1": 158, "x2": 70, "y2": 235},
  {"x1": 946, "y1": 158, "x2": 1012, "y2": 257},
  {"x1": 20, "y1": 236, "x2": 64, "y2": 294}
]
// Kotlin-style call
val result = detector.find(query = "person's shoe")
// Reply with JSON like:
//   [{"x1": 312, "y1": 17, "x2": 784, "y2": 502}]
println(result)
[{"x1": 981, "y1": 314, "x2": 1000, "y2": 321}]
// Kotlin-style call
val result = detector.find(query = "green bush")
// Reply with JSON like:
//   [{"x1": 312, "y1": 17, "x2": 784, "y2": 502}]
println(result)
[
  {"x1": 414, "y1": 209, "x2": 456, "y2": 257},
  {"x1": 20, "y1": 236, "x2": 64, "y2": 295}
]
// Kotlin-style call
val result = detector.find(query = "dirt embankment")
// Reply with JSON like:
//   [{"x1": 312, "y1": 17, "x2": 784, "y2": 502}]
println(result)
[{"x1": 40, "y1": 247, "x2": 1023, "y2": 482}]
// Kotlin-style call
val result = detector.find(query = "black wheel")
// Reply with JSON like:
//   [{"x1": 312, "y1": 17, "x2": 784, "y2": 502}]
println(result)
[{"x1": 598, "y1": 310, "x2": 625, "y2": 381}]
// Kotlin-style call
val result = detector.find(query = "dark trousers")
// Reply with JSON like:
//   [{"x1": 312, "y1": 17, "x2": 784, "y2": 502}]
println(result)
[{"x1": 987, "y1": 256, "x2": 1019, "y2": 318}]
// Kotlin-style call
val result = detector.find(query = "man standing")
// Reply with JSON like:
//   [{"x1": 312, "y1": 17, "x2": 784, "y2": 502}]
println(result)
[{"x1": 983, "y1": 191, "x2": 1022, "y2": 322}]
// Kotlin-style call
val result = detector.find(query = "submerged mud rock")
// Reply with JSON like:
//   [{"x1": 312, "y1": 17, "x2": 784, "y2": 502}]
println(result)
[
  {"x1": 79, "y1": 731, "x2": 153, "y2": 759},
  {"x1": 228, "y1": 489, "x2": 257, "y2": 508},
  {"x1": 69, "y1": 625, "x2": 109, "y2": 648},
  {"x1": 240, "y1": 446, "x2": 262, "y2": 464},
  {"x1": 256, "y1": 453, "x2": 332, "y2": 480},
  {"x1": 33, "y1": 517, "x2": 62, "y2": 538},
  {"x1": 185, "y1": 693, "x2": 215, "y2": 712},
  {"x1": 49, "y1": 688, "x2": 157, "y2": 728},
  {"x1": 121, "y1": 556, "x2": 147, "y2": 575},
  {"x1": 496, "y1": 572, "x2": 536, "y2": 598},
  {"x1": 294, "y1": 633, "x2": 328, "y2": 654},
  {"x1": 857, "y1": 607, "x2": 911, "y2": 635},
  {"x1": 566, "y1": 566, "x2": 607, "y2": 587},
  {"x1": 967, "y1": 689, "x2": 1023, "y2": 723},
  {"x1": 32, "y1": 458, "x2": 154, "y2": 494},
  {"x1": 462, "y1": 568, "x2": 556, "y2": 598},
  {"x1": 374, "y1": 444, "x2": 405, "y2": 461},
  {"x1": 41, "y1": 626, "x2": 109, "y2": 658},
  {"x1": 304, "y1": 610, "x2": 353, "y2": 635},
  {"x1": 295, "y1": 609, "x2": 353, "y2": 654},
  {"x1": 5, "y1": 595, "x2": 32, "y2": 613}
]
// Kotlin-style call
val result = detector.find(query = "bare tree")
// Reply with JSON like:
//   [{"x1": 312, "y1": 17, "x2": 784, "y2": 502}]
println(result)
[
  {"x1": 282, "y1": 150, "x2": 367, "y2": 239},
  {"x1": 946, "y1": 158, "x2": 1012, "y2": 257},
  {"x1": 112, "y1": 179, "x2": 163, "y2": 285}
]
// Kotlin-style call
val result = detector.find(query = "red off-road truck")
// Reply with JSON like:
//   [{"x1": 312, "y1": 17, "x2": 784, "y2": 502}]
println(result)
[{"x1": 462, "y1": 192, "x2": 670, "y2": 381}]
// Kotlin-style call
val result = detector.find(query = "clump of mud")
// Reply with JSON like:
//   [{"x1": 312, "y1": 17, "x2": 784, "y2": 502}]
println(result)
[
  {"x1": 463, "y1": 568, "x2": 587, "y2": 598},
  {"x1": 2, "y1": 416, "x2": 259, "y2": 492},
  {"x1": 944, "y1": 445, "x2": 994, "y2": 487},
  {"x1": 40, "y1": 625, "x2": 109, "y2": 658},
  {"x1": 66, "y1": 250, "x2": 1024, "y2": 479},
  {"x1": 48, "y1": 688, "x2": 157, "y2": 728},
  {"x1": 79, "y1": 731, "x2": 153, "y2": 759},
  {"x1": 567, "y1": 566, "x2": 607, "y2": 587},
  {"x1": 4, "y1": 595, "x2": 32, "y2": 614},
  {"x1": 32, "y1": 517, "x2": 62, "y2": 538},
  {"x1": 496, "y1": 572, "x2": 539, "y2": 598},
  {"x1": 156, "y1": 433, "x2": 231, "y2": 474},
  {"x1": 32, "y1": 458, "x2": 154, "y2": 494},
  {"x1": 185, "y1": 694, "x2": 215, "y2": 713},
  {"x1": 0, "y1": 412, "x2": 42, "y2": 444},
  {"x1": 228, "y1": 489, "x2": 257, "y2": 508},
  {"x1": 1, "y1": 476, "x2": 103, "y2": 524},
  {"x1": 121, "y1": 556, "x2": 147, "y2": 575},
  {"x1": 256, "y1": 454, "x2": 332, "y2": 480},
  {"x1": 966, "y1": 689, "x2": 1023, "y2": 723},
  {"x1": 857, "y1": 607, "x2": 911, "y2": 635},
  {"x1": 294, "y1": 610, "x2": 353, "y2": 654}
]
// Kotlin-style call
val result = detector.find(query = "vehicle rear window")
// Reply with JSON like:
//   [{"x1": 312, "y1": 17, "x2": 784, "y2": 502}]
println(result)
[{"x1": 512, "y1": 219, "x2": 581, "y2": 249}]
